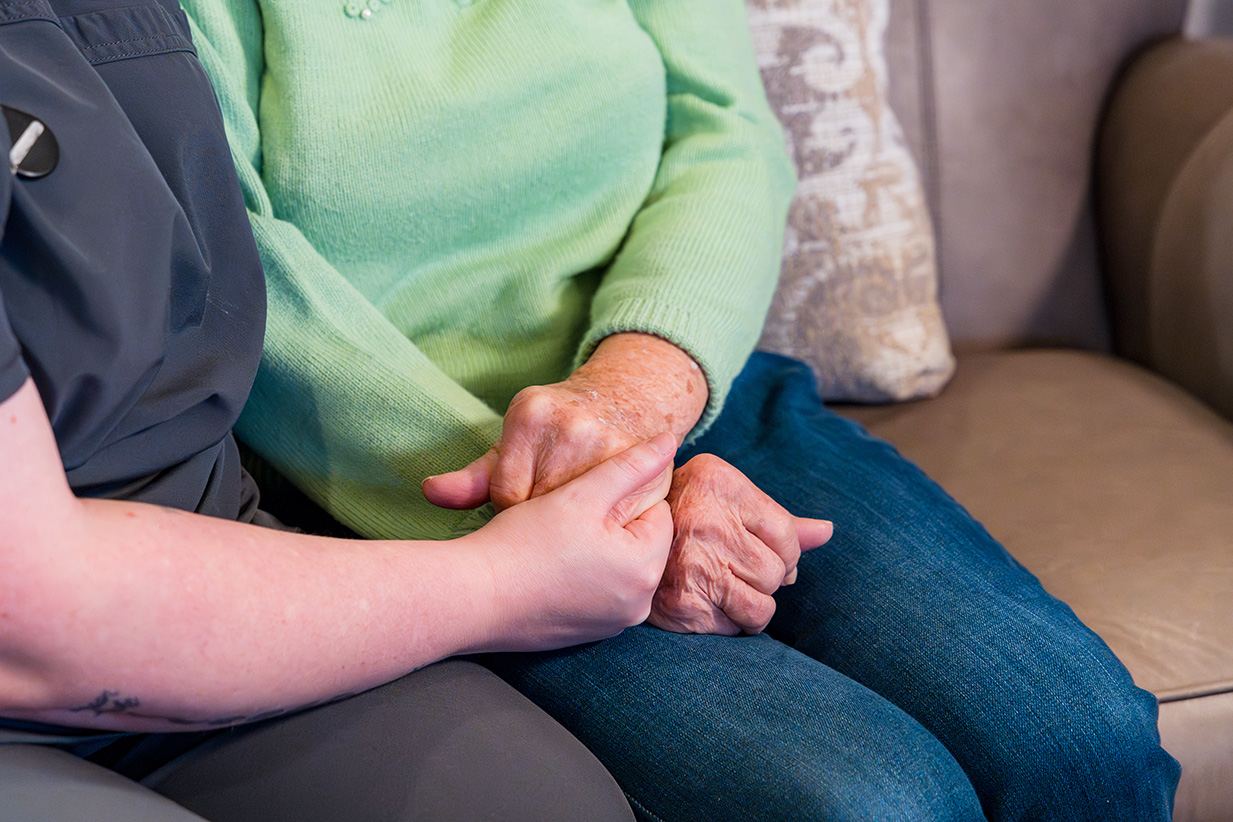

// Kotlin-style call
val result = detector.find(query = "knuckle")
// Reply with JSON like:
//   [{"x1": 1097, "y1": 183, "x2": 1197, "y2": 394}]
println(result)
[
  {"x1": 755, "y1": 595, "x2": 777, "y2": 623},
  {"x1": 489, "y1": 479, "x2": 523, "y2": 509},
  {"x1": 508, "y1": 386, "x2": 556, "y2": 420},
  {"x1": 556, "y1": 413, "x2": 594, "y2": 441},
  {"x1": 750, "y1": 551, "x2": 786, "y2": 587},
  {"x1": 728, "y1": 588, "x2": 775, "y2": 631},
  {"x1": 744, "y1": 599, "x2": 777, "y2": 633},
  {"x1": 682, "y1": 453, "x2": 726, "y2": 482},
  {"x1": 768, "y1": 510, "x2": 797, "y2": 548}
]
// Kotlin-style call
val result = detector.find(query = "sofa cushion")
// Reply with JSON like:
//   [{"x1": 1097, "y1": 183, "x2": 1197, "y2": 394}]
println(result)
[
  {"x1": 748, "y1": 0, "x2": 954, "y2": 402},
  {"x1": 837, "y1": 349, "x2": 1233, "y2": 702}
]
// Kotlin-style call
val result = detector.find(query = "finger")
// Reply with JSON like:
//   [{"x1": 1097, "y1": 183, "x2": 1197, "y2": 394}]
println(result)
[
  {"x1": 721, "y1": 531, "x2": 792, "y2": 596},
  {"x1": 795, "y1": 517, "x2": 834, "y2": 551},
  {"x1": 421, "y1": 448, "x2": 499, "y2": 510},
  {"x1": 717, "y1": 574, "x2": 778, "y2": 635},
  {"x1": 745, "y1": 508, "x2": 801, "y2": 580},
  {"x1": 622, "y1": 500, "x2": 673, "y2": 564},
  {"x1": 559, "y1": 433, "x2": 677, "y2": 526},
  {"x1": 606, "y1": 463, "x2": 672, "y2": 525},
  {"x1": 771, "y1": 519, "x2": 831, "y2": 584}
]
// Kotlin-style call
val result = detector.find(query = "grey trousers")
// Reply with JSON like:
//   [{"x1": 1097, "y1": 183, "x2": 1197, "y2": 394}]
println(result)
[{"x1": 0, "y1": 660, "x2": 634, "y2": 822}]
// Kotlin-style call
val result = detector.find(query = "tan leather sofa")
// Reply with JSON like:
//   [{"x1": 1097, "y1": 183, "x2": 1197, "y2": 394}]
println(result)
[{"x1": 834, "y1": 1, "x2": 1233, "y2": 818}]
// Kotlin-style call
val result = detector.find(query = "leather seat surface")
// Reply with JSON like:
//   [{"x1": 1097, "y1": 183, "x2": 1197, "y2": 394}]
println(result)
[{"x1": 837, "y1": 349, "x2": 1233, "y2": 702}]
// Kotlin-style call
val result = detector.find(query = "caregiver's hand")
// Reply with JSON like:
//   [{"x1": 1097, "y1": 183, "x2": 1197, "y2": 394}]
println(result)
[
  {"x1": 649, "y1": 454, "x2": 834, "y2": 636},
  {"x1": 423, "y1": 332, "x2": 708, "y2": 520},
  {"x1": 466, "y1": 434, "x2": 677, "y2": 651}
]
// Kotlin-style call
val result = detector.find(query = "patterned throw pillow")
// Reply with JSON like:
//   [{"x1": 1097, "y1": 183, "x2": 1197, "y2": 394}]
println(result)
[{"x1": 748, "y1": 0, "x2": 955, "y2": 402}]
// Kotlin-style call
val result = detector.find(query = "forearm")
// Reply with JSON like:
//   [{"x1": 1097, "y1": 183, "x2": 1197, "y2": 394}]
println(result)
[
  {"x1": 0, "y1": 496, "x2": 494, "y2": 733},
  {"x1": 234, "y1": 213, "x2": 503, "y2": 542},
  {"x1": 2, "y1": 375, "x2": 674, "y2": 734}
]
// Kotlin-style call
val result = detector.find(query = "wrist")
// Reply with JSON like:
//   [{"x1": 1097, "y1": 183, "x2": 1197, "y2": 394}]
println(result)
[
  {"x1": 450, "y1": 526, "x2": 525, "y2": 654},
  {"x1": 570, "y1": 332, "x2": 709, "y2": 445}
]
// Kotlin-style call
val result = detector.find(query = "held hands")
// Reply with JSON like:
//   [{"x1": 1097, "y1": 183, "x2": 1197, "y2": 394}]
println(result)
[
  {"x1": 424, "y1": 332, "x2": 833, "y2": 637},
  {"x1": 422, "y1": 333, "x2": 707, "y2": 519},
  {"x1": 462, "y1": 434, "x2": 676, "y2": 652}
]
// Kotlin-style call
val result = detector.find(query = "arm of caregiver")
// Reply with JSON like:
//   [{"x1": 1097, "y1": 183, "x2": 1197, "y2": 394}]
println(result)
[{"x1": 0, "y1": 377, "x2": 674, "y2": 734}]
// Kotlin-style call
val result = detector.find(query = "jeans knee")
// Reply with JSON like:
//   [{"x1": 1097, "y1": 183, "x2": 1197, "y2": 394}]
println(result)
[
  {"x1": 990, "y1": 681, "x2": 1179, "y2": 821},
  {"x1": 765, "y1": 743, "x2": 986, "y2": 822}
]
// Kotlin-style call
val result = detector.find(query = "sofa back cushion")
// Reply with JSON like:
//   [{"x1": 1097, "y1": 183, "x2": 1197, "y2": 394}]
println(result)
[{"x1": 883, "y1": 0, "x2": 1186, "y2": 350}]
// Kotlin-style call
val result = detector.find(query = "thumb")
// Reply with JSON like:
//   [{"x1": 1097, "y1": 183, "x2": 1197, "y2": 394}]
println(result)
[
  {"x1": 560, "y1": 433, "x2": 677, "y2": 523},
  {"x1": 795, "y1": 517, "x2": 834, "y2": 551},
  {"x1": 623, "y1": 499, "x2": 674, "y2": 558},
  {"x1": 422, "y1": 448, "x2": 499, "y2": 510}
]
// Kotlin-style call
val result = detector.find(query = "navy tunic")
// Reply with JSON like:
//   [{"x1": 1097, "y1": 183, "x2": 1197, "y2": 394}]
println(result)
[{"x1": 0, "y1": 0, "x2": 265, "y2": 519}]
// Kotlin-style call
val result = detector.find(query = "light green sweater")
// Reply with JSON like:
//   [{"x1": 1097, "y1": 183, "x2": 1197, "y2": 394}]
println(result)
[{"x1": 181, "y1": 0, "x2": 795, "y2": 539}]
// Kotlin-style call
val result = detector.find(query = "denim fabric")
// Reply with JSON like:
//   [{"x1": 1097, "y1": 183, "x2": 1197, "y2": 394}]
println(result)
[{"x1": 485, "y1": 352, "x2": 1180, "y2": 822}]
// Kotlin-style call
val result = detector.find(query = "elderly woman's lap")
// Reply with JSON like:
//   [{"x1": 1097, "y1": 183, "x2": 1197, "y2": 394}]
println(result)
[{"x1": 484, "y1": 352, "x2": 1179, "y2": 822}]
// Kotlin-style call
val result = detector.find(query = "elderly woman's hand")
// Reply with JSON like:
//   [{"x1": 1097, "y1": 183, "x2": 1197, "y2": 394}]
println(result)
[
  {"x1": 649, "y1": 454, "x2": 833, "y2": 635},
  {"x1": 422, "y1": 332, "x2": 707, "y2": 519}
]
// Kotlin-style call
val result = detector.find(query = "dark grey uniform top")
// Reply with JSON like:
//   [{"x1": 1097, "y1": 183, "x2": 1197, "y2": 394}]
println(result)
[
  {"x1": 0, "y1": 0, "x2": 269, "y2": 747},
  {"x1": 0, "y1": 0, "x2": 265, "y2": 519}
]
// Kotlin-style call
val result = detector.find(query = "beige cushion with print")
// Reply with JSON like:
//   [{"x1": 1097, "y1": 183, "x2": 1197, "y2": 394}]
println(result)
[{"x1": 747, "y1": 0, "x2": 954, "y2": 401}]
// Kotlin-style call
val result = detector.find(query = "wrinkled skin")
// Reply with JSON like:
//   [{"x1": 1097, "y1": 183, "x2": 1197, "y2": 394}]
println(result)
[
  {"x1": 655, "y1": 454, "x2": 832, "y2": 635},
  {"x1": 423, "y1": 332, "x2": 832, "y2": 635}
]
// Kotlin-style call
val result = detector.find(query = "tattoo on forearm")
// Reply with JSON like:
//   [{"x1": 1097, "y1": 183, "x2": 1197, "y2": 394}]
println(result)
[
  {"x1": 72, "y1": 690, "x2": 141, "y2": 716},
  {"x1": 69, "y1": 688, "x2": 366, "y2": 728}
]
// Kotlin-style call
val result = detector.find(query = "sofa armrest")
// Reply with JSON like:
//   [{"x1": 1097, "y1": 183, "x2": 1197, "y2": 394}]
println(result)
[{"x1": 1098, "y1": 37, "x2": 1233, "y2": 421}]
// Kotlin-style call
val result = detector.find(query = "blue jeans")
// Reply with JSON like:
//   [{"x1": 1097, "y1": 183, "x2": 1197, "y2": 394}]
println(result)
[{"x1": 484, "y1": 353, "x2": 1180, "y2": 822}]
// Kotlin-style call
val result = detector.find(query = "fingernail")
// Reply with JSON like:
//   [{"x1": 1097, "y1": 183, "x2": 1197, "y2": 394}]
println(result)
[{"x1": 649, "y1": 433, "x2": 676, "y2": 455}]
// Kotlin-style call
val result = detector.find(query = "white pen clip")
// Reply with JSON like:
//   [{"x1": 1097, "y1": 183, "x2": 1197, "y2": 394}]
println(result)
[{"x1": 9, "y1": 119, "x2": 45, "y2": 176}]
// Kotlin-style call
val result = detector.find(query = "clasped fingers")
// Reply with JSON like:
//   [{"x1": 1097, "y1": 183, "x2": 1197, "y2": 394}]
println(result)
[{"x1": 649, "y1": 454, "x2": 832, "y2": 636}]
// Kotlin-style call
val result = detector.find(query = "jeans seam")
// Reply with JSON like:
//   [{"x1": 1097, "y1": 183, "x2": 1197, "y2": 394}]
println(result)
[{"x1": 624, "y1": 791, "x2": 669, "y2": 822}]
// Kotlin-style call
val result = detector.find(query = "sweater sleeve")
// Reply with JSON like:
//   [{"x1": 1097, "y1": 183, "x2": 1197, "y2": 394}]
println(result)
[
  {"x1": 580, "y1": 0, "x2": 797, "y2": 439},
  {"x1": 182, "y1": 0, "x2": 500, "y2": 540}
]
